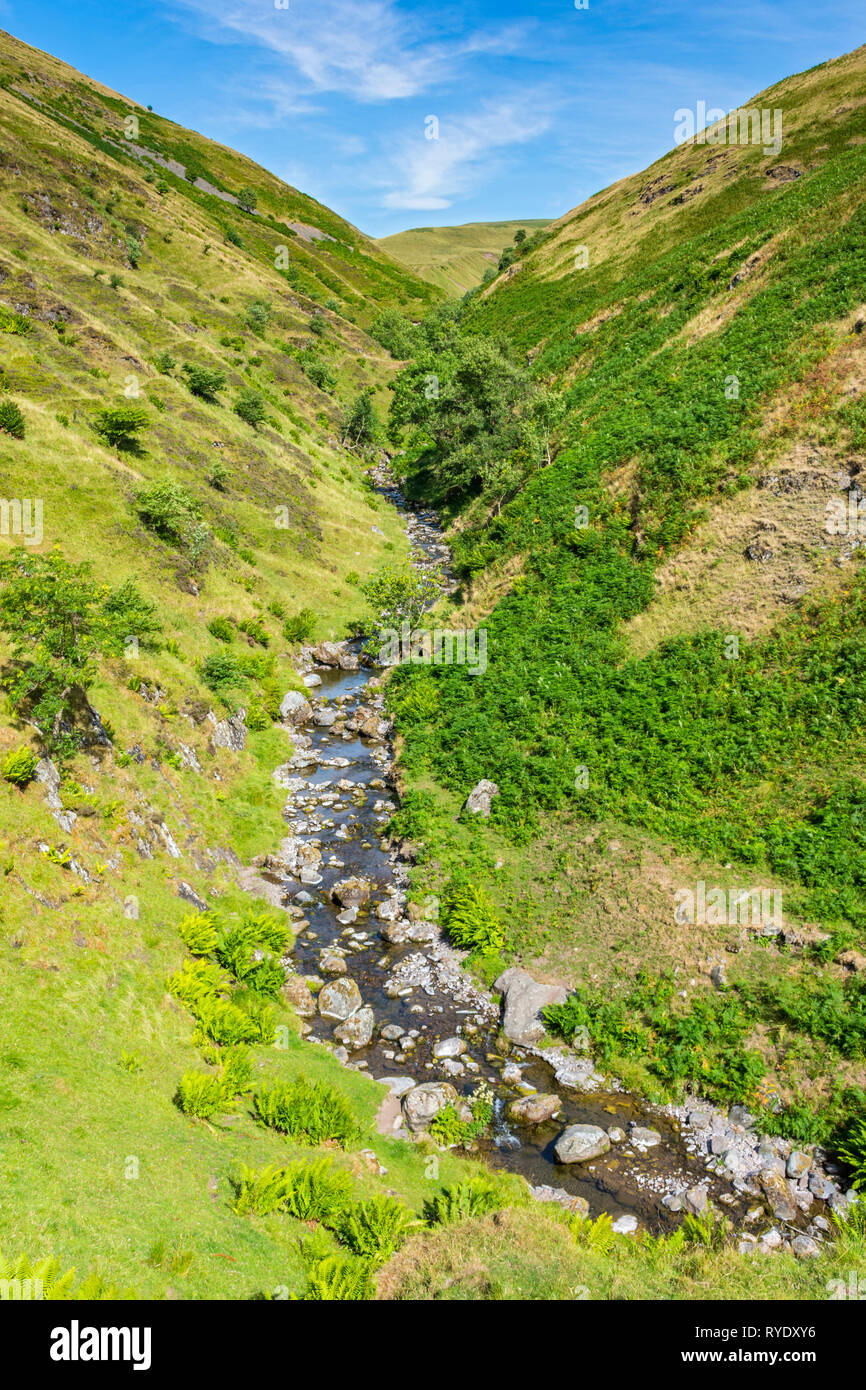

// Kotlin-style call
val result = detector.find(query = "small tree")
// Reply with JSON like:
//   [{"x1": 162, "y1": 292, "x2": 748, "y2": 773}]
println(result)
[
  {"x1": 236, "y1": 187, "x2": 258, "y2": 213},
  {"x1": 93, "y1": 404, "x2": 150, "y2": 450},
  {"x1": 245, "y1": 299, "x2": 271, "y2": 334},
  {"x1": 233, "y1": 391, "x2": 267, "y2": 430},
  {"x1": 360, "y1": 562, "x2": 443, "y2": 633},
  {"x1": 135, "y1": 480, "x2": 207, "y2": 559},
  {"x1": 0, "y1": 550, "x2": 159, "y2": 753},
  {"x1": 0, "y1": 400, "x2": 25, "y2": 439},
  {"x1": 182, "y1": 363, "x2": 226, "y2": 402},
  {"x1": 340, "y1": 390, "x2": 378, "y2": 450}
]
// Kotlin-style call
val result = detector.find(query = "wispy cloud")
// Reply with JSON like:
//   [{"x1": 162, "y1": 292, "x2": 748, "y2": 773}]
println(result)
[
  {"x1": 380, "y1": 99, "x2": 554, "y2": 210},
  {"x1": 171, "y1": 0, "x2": 525, "y2": 103}
]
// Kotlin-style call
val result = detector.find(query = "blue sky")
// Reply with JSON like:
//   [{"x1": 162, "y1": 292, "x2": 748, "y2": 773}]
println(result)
[{"x1": 0, "y1": 0, "x2": 863, "y2": 236}]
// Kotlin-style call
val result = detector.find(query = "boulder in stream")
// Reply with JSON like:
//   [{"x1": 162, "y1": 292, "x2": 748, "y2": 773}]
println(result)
[
  {"x1": 554, "y1": 1123, "x2": 611, "y2": 1164},
  {"x1": 318, "y1": 978, "x2": 363, "y2": 1021}
]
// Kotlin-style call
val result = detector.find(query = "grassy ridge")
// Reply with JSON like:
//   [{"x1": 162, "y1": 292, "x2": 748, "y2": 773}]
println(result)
[{"x1": 377, "y1": 219, "x2": 548, "y2": 295}]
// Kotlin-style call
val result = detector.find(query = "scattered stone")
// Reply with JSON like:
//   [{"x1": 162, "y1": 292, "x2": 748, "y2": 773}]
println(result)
[
  {"x1": 432, "y1": 1037, "x2": 466, "y2": 1060},
  {"x1": 629, "y1": 1126, "x2": 661, "y2": 1148},
  {"x1": 319, "y1": 951, "x2": 347, "y2": 976},
  {"x1": 791, "y1": 1234, "x2": 821, "y2": 1259},
  {"x1": 612, "y1": 1214, "x2": 638, "y2": 1235},
  {"x1": 529, "y1": 1185, "x2": 590, "y2": 1217},
  {"x1": 786, "y1": 1150, "x2": 811, "y2": 1179}
]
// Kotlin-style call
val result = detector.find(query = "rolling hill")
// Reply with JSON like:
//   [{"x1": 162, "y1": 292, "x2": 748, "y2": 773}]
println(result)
[{"x1": 377, "y1": 218, "x2": 548, "y2": 295}]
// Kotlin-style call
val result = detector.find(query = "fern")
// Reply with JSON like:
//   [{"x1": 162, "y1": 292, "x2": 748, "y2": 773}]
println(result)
[
  {"x1": 424, "y1": 1173, "x2": 525, "y2": 1226},
  {"x1": 176, "y1": 1070, "x2": 227, "y2": 1119},
  {"x1": 293, "y1": 1256, "x2": 374, "y2": 1301},
  {"x1": 338, "y1": 1195, "x2": 418, "y2": 1263},
  {"x1": 167, "y1": 957, "x2": 230, "y2": 1009},
  {"x1": 178, "y1": 911, "x2": 220, "y2": 956},
  {"x1": 441, "y1": 877, "x2": 505, "y2": 955},
  {"x1": 0, "y1": 1252, "x2": 133, "y2": 1300},
  {"x1": 253, "y1": 1077, "x2": 358, "y2": 1147},
  {"x1": 231, "y1": 1158, "x2": 353, "y2": 1220}
]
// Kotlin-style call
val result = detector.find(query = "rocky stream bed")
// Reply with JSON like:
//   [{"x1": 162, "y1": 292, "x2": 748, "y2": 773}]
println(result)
[{"x1": 240, "y1": 466, "x2": 857, "y2": 1257}]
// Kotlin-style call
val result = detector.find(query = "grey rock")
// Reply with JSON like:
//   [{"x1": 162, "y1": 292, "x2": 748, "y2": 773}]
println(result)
[
  {"x1": 682, "y1": 1185, "x2": 709, "y2": 1216},
  {"x1": 494, "y1": 966, "x2": 567, "y2": 1046},
  {"x1": 612, "y1": 1214, "x2": 638, "y2": 1235},
  {"x1": 209, "y1": 708, "x2": 247, "y2": 751},
  {"x1": 791, "y1": 1234, "x2": 821, "y2": 1259},
  {"x1": 554, "y1": 1124, "x2": 611, "y2": 1164},
  {"x1": 282, "y1": 975, "x2": 317, "y2": 1017},
  {"x1": 786, "y1": 1150, "x2": 811, "y2": 1178},
  {"x1": 279, "y1": 690, "x2": 313, "y2": 726},
  {"x1": 334, "y1": 1005, "x2": 375, "y2": 1050},
  {"x1": 464, "y1": 779, "x2": 499, "y2": 817},
  {"x1": 759, "y1": 1169, "x2": 797, "y2": 1222},
  {"x1": 630, "y1": 1126, "x2": 661, "y2": 1148},
  {"x1": 318, "y1": 977, "x2": 363, "y2": 1021},
  {"x1": 432, "y1": 1037, "x2": 466, "y2": 1060},
  {"x1": 319, "y1": 951, "x2": 347, "y2": 976},
  {"x1": 529, "y1": 1185, "x2": 590, "y2": 1217},
  {"x1": 402, "y1": 1081, "x2": 458, "y2": 1132},
  {"x1": 508, "y1": 1094, "x2": 561, "y2": 1126}
]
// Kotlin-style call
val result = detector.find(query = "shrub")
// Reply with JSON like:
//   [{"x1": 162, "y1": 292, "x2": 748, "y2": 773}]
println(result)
[
  {"x1": 181, "y1": 363, "x2": 226, "y2": 401},
  {"x1": 0, "y1": 400, "x2": 25, "y2": 439},
  {"x1": 283, "y1": 608, "x2": 316, "y2": 642},
  {"x1": 176, "y1": 1070, "x2": 226, "y2": 1119},
  {"x1": 125, "y1": 236, "x2": 142, "y2": 268},
  {"x1": 238, "y1": 616, "x2": 269, "y2": 646},
  {"x1": 93, "y1": 404, "x2": 150, "y2": 449},
  {"x1": 337, "y1": 1196, "x2": 418, "y2": 1263},
  {"x1": 208, "y1": 459, "x2": 230, "y2": 491},
  {"x1": 838, "y1": 1116, "x2": 866, "y2": 1189},
  {"x1": 423, "y1": 1174, "x2": 525, "y2": 1225},
  {"x1": 441, "y1": 877, "x2": 505, "y2": 956},
  {"x1": 295, "y1": 1256, "x2": 374, "y2": 1301},
  {"x1": 1, "y1": 746, "x2": 38, "y2": 787},
  {"x1": 224, "y1": 227, "x2": 243, "y2": 248},
  {"x1": 207, "y1": 616, "x2": 235, "y2": 643},
  {"x1": 153, "y1": 349, "x2": 175, "y2": 373},
  {"x1": 108, "y1": 272, "x2": 124, "y2": 289},
  {"x1": 236, "y1": 187, "x2": 258, "y2": 213},
  {"x1": 254, "y1": 1077, "x2": 358, "y2": 1148},
  {"x1": 178, "y1": 911, "x2": 220, "y2": 956},
  {"x1": 200, "y1": 650, "x2": 244, "y2": 695},
  {"x1": 245, "y1": 700, "x2": 270, "y2": 731},
  {"x1": 135, "y1": 480, "x2": 207, "y2": 558},
  {"x1": 234, "y1": 390, "x2": 267, "y2": 429},
  {"x1": 245, "y1": 299, "x2": 270, "y2": 334}
]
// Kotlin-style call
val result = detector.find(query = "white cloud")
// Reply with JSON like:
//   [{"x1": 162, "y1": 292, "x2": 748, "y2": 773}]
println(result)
[
  {"x1": 381, "y1": 99, "x2": 553, "y2": 210},
  {"x1": 171, "y1": 0, "x2": 525, "y2": 104}
]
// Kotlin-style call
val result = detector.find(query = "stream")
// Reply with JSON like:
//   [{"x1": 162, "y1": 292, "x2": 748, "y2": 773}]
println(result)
[{"x1": 250, "y1": 470, "x2": 846, "y2": 1243}]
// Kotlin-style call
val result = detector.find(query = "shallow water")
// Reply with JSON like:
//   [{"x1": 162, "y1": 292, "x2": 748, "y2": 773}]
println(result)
[{"x1": 270, "y1": 486, "x2": 745, "y2": 1230}]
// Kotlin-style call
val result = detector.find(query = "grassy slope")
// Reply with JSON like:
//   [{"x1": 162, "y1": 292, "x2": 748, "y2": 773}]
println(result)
[
  {"x1": 389, "y1": 46, "x2": 866, "y2": 1136},
  {"x1": 0, "y1": 30, "x2": 472, "y2": 1298},
  {"x1": 377, "y1": 219, "x2": 548, "y2": 295}
]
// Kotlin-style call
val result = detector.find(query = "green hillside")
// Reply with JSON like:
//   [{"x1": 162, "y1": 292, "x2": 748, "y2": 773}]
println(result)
[
  {"x1": 377, "y1": 219, "x2": 548, "y2": 295},
  {"x1": 1, "y1": 23, "x2": 865, "y2": 1305},
  {"x1": 382, "y1": 44, "x2": 866, "y2": 1167}
]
